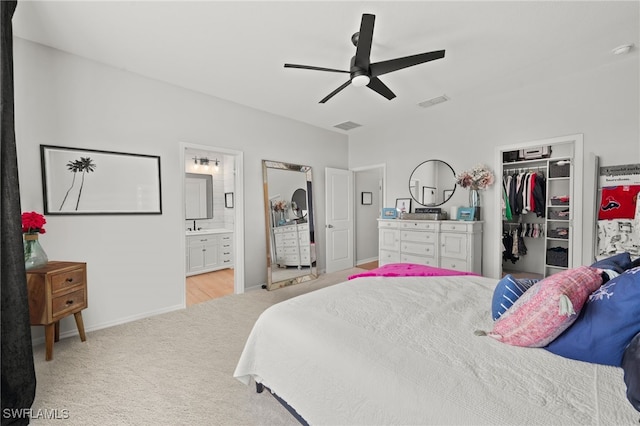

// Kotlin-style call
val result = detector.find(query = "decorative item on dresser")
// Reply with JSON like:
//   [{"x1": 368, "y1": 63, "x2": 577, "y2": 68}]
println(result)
[
  {"x1": 455, "y1": 163, "x2": 495, "y2": 221},
  {"x1": 378, "y1": 219, "x2": 483, "y2": 274},
  {"x1": 26, "y1": 261, "x2": 88, "y2": 361}
]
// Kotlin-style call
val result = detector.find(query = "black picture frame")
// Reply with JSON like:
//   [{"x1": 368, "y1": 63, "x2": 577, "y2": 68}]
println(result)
[
  {"x1": 361, "y1": 192, "x2": 373, "y2": 205},
  {"x1": 40, "y1": 145, "x2": 162, "y2": 215},
  {"x1": 443, "y1": 189, "x2": 454, "y2": 202},
  {"x1": 395, "y1": 198, "x2": 412, "y2": 214},
  {"x1": 225, "y1": 192, "x2": 234, "y2": 208}
]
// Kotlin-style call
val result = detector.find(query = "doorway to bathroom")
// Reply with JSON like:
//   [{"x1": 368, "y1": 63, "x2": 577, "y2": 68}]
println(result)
[{"x1": 181, "y1": 143, "x2": 244, "y2": 307}]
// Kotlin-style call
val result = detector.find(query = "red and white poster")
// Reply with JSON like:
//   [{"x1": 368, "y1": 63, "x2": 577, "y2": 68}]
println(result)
[{"x1": 596, "y1": 164, "x2": 640, "y2": 258}]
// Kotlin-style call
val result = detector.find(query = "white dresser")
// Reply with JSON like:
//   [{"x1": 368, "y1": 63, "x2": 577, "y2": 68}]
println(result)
[
  {"x1": 378, "y1": 219, "x2": 483, "y2": 274},
  {"x1": 272, "y1": 223, "x2": 314, "y2": 268}
]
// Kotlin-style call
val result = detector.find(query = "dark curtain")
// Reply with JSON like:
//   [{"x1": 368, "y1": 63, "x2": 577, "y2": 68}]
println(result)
[{"x1": 1, "y1": 1, "x2": 37, "y2": 425}]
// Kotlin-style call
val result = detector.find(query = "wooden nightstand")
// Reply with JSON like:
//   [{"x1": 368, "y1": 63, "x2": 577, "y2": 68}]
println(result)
[{"x1": 26, "y1": 261, "x2": 88, "y2": 361}]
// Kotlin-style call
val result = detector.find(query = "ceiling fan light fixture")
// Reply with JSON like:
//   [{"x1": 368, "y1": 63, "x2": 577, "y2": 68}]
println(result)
[{"x1": 351, "y1": 74, "x2": 370, "y2": 87}]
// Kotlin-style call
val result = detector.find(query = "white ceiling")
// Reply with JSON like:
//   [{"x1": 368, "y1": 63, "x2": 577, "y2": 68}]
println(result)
[{"x1": 11, "y1": 1, "x2": 640, "y2": 134}]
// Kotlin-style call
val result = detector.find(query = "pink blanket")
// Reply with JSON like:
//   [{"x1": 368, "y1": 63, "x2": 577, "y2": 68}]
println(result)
[{"x1": 348, "y1": 263, "x2": 480, "y2": 280}]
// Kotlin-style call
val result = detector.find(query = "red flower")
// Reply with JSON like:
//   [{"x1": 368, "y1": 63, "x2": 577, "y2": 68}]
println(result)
[{"x1": 21, "y1": 211, "x2": 46, "y2": 234}]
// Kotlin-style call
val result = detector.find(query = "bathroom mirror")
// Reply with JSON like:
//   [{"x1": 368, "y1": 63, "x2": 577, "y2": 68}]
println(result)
[
  {"x1": 185, "y1": 173, "x2": 213, "y2": 219},
  {"x1": 408, "y1": 159, "x2": 457, "y2": 207},
  {"x1": 262, "y1": 160, "x2": 317, "y2": 290}
]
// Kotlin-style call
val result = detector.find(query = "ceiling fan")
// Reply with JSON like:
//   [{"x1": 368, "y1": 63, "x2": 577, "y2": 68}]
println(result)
[{"x1": 284, "y1": 13, "x2": 445, "y2": 103}]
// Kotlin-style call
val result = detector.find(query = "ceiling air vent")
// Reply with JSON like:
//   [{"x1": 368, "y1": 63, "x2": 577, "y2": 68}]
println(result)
[
  {"x1": 334, "y1": 121, "x2": 362, "y2": 131},
  {"x1": 418, "y1": 95, "x2": 449, "y2": 108}
]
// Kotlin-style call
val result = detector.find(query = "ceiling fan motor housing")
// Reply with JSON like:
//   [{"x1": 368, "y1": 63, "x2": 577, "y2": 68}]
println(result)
[{"x1": 350, "y1": 56, "x2": 369, "y2": 79}]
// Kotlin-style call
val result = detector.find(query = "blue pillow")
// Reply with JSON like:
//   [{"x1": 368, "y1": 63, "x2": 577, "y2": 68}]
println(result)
[
  {"x1": 491, "y1": 274, "x2": 539, "y2": 320},
  {"x1": 545, "y1": 267, "x2": 640, "y2": 366},
  {"x1": 591, "y1": 252, "x2": 632, "y2": 274},
  {"x1": 622, "y1": 332, "x2": 640, "y2": 412}
]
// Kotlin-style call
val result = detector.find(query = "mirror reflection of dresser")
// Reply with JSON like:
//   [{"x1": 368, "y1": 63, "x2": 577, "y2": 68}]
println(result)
[{"x1": 272, "y1": 222, "x2": 314, "y2": 268}]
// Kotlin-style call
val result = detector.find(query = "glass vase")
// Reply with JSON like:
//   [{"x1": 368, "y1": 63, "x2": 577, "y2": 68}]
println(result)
[
  {"x1": 469, "y1": 188, "x2": 481, "y2": 220},
  {"x1": 24, "y1": 234, "x2": 48, "y2": 270}
]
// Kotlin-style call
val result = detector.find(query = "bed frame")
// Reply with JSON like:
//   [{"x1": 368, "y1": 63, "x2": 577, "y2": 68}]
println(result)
[{"x1": 255, "y1": 382, "x2": 308, "y2": 425}]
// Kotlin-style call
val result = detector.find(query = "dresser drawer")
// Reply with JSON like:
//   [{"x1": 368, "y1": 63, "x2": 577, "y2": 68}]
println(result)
[
  {"x1": 441, "y1": 222, "x2": 473, "y2": 232},
  {"x1": 276, "y1": 238, "x2": 298, "y2": 247},
  {"x1": 440, "y1": 257, "x2": 469, "y2": 272},
  {"x1": 277, "y1": 247, "x2": 299, "y2": 255},
  {"x1": 401, "y1": 230, "x2": 437, "y2": 243},
  {"x1": 188, "y1": 235, "x2": 214, "y2": 246},
  {"x1": 378, "y1": 220, "x2": 398, "y2": 229},
  {"x1": 275, "y1": 231, "x2": 297, "y2": 241},
  {"x1": 401, "y1": 254, "x2": 437, "y2": 267},
  {"x1": 52, "y1": 288, "x2": 86, "y2": 318},
  {"x1": 400, "y1": 221, "x2": 437, "y2": 231},
  {"x1": 51, "y1": 268, "x2": 85, "y2": 293},
  {"x1": 401, "y1": 242, "x2": 436, "y2": 257}
]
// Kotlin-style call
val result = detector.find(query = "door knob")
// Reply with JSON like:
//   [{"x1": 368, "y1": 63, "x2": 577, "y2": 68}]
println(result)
[{"x1": 326, "y1": 224, "x2": 334, "y2": 228}]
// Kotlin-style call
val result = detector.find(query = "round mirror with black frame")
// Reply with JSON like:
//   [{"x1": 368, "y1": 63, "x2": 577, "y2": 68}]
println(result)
[
  {"x1": 408, "y1": 159, "x2": 457, "y2": 207},
  {"x1": 291, "y1": 188, "x2": 307, "y2": 219}
]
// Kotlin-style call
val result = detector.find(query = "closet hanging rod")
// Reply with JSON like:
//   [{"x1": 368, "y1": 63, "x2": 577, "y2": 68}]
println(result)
[{"x1": 502, "y1": 166, "x2": 547, "y2": 174}]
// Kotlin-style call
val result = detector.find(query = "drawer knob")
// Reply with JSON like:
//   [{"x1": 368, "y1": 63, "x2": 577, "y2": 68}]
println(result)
[
  {"x1": 66, "y1": 278, "x2": 74, "y2": 283},
  {"x1": 66, "y1": 300, "x2": 74, "y2": 305}
]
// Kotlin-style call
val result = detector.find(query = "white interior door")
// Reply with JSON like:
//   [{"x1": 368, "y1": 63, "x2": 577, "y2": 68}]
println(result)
[{"x1": 325, "y1": 167, "x2": 354, "y2": 273}]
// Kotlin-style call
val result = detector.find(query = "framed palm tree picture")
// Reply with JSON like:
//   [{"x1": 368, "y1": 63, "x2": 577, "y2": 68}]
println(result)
[{"x1": 40, "y1": 145, "x2": 162, "y2": 215}]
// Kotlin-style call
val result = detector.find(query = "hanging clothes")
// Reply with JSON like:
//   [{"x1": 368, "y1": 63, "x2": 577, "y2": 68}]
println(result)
[
  {"x1": 503, "y1": 170, "x2": 546, "y2": 218},
  {"x1": 502, "y1": 179, "x2": 512, "y2": 221}
]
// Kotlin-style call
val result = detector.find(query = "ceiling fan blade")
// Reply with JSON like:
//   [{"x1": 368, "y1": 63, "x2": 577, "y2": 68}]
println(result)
[
  {"x1": 366, "y1": 77, "x2": 396, "y2": 101},
  {"x1": 369, "y1": 50, "x2": 445, "y2": 77},
  {"x1": 284, "y1": 63, "x2": 349, "y2": 74},
  {"x1": 354, "y1": 14, "x2": 375, "y2": 70},
  {"x1": 319, "y1": 80, "x2": 351, "y2": 103}
]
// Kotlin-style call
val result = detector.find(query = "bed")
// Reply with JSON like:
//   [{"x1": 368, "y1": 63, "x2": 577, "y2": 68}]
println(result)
[{"x1": 234, "y1": 265, "x2": 639, "y2": 425}]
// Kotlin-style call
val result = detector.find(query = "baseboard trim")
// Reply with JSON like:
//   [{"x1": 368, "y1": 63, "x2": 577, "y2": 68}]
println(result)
[
  {"x1": 31, "y1": 303, "x2": 185, "y2": 346},
  {"x1": 356, "y1": 256, "x2": 378, "y2": 266}
]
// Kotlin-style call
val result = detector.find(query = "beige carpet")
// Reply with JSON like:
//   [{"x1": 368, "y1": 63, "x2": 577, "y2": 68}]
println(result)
[{"x1": 30, "y1": 267, "x2": 363, "y2": 425}]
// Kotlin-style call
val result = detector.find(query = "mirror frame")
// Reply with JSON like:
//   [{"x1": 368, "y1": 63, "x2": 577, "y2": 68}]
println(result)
[
  {"x1": 262, "y1": 160, "x2": 317, "y2": 290},
  {"x1": 185, "y1": 172, "x2": 213, "y2": 220},
  {"x1": 408, "y1": 159, "x2": 457, "y2": 207}
]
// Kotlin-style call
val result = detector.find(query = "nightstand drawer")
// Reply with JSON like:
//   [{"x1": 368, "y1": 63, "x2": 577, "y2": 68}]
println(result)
[
  {"x1": 52, "y1": 288, "x2": 86, "y2": 318},
  {"x1": 51, "y1": 268, "x2": 85, "y2": 293}
]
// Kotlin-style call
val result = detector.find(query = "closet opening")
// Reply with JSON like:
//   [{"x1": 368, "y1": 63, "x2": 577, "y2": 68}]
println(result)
[{"x1": 494, "y1": 134, "x2": 583, "y2": 280}]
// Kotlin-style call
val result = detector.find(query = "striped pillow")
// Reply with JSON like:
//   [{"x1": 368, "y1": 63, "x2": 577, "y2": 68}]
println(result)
[{"x1": 491, "y1": 275, "x2": 539, "y2": 320}]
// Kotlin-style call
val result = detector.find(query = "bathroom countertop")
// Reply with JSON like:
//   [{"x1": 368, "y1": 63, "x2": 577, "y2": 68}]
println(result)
[{"x1": 185, "y1": 228, "x2": 232, "y2": 236}]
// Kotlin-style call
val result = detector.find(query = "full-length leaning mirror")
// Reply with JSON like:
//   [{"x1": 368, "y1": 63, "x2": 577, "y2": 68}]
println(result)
[
  {"x1": 262, "y1": 160, "x2": 317, "y2": 290},
  {"x1": 408, "y1": 159, "x2": 457, "y2": 207}
]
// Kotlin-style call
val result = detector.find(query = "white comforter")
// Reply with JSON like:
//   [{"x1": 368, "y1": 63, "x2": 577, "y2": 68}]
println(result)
[{"x1": 234, "y1": 275, "x2": 638, "y2": 425}]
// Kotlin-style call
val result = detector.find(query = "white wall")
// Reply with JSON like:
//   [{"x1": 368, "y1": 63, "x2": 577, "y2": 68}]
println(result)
[
  {"x1": 14, "y1": 38, "x2": 347, "y2": 339},
  {"x1": 348, "y1": 54, "x2": 639, "y2": 278},
  {"x1": 355, "y1": 168, "x2": 382, "y2": 263}
]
